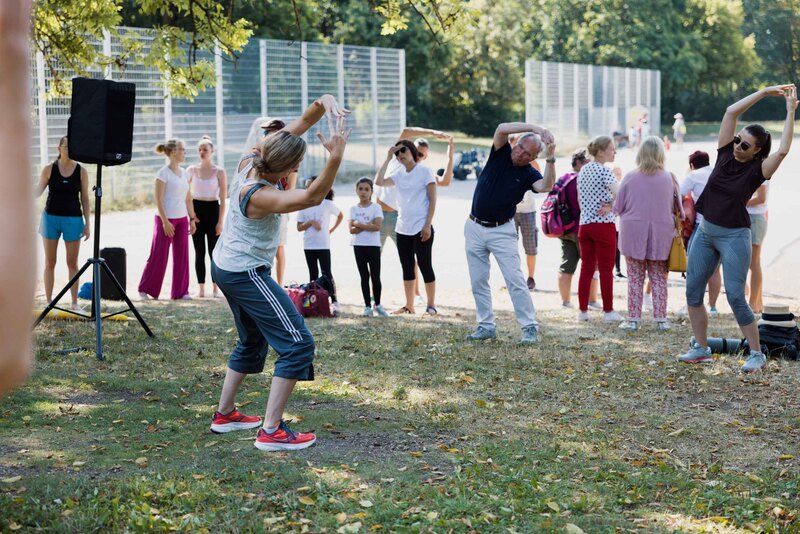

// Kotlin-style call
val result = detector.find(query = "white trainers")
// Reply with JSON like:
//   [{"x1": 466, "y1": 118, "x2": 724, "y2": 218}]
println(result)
[
  {"x1": 643, "y1": 294, "x2": 653, "y2": 311},
  {"x1": 708, "y1": 307, "x2": 719, "y2": 317},
  {"x1": 655, "y1": 321, "x2": 671, "y2": 331},
  {"x1": 139, "y1": 292, "x2": 151, "y2": 300},
  {"x1": 577, "y1": 311, "x2": 590, "y2": 322},
  {"x1": 362, "y1": 306, "x2": 373, "y2": 317},
  {"x1": 587, "y1": 301, "x2": 603, "y2": 311},
  {"x1": 374, "y1": 304, "x2": 389, "y2": 317},
  {"x1": 415, "y1": 295, "x2": 425, "y2": 307},
  {"x1": 603, "y1": 310, "x2": 624, "y2": 322},
  {"x1": 331, "y1": 302, "x2": 341, "y2": 315},
  {"x1": 676, "y1": 305, "x2": 688, "y2": 317},
  {"x1": 618, "y1": 320, "x2": 639, "y2": 331},
  {"x1": 561, "y1": 301, "x2": 574, "y2": 309}
]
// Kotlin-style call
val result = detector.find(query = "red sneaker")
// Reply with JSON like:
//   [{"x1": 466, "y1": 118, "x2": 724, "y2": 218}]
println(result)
[
  {"x1": 210, "y1": 409, "x2": 262, "y2": 434},
  {"x1": 254, "y1": 420, "x2": 316, "y2": 451}
]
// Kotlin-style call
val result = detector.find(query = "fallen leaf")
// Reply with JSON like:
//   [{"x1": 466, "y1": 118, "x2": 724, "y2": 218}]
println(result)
[
  {"x1": 205, "y1": 441, "x2": 219, "y2": 448},
  {"x1": 336, "y1": 512, "x2": 347, "y2": 524},
  {"x1": 135, "y1": 457, "x2": 148, "y2": 468},
  {"x1": 1, "y1": 476, "x2": 22, "y2": 484},
  {"x1": 565, "y1": 524, "x2": 585, "y2": 534},
  {"x1": 546, "y1": 501, "x2": 560, "y2": 513},
  {"x1": 192, "y1": 474, "x2": 206, "y2": 480},
  {"x1": 360, "y1": 499, "x2": 373, "y2": 508},
  {"x1": 667, "y1": 428, "x2": 685, "y2": 437},
  {"x1": 427, "y1": 511, "x2": 438, "y2": 521},
  {"x1": 263, "y1": 516, "x2": 285, "y2": 525},
  {"x1": 72, "y1": 461, "x2": 86, "y2": 467},
  {"x1": 298, "y1": 495, "x2": 315, "y2": 506}
]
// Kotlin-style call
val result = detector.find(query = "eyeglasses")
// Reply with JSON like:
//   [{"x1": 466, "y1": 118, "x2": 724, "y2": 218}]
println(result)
[
  {"x1": 733, "y1": 135, "x2": 753, "y2": 151},
  {"x1": 394, "y1": 147, "x2": 408, "y2": 155}
]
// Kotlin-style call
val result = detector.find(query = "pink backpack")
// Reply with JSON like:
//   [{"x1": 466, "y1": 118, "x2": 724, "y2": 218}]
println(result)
[
  {"x1": 285, "y1": 282, "x2": 333, "y2": 318},
  {"x1": 539, "y1": 173, "x2": 578, "y2": 237}
]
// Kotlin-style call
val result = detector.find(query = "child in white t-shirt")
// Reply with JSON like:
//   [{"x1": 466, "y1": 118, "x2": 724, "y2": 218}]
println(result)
[
  {"x1": 349, "y1": 177, "x2": 386, "y2": 317},
  {"x1": 296, "y1": 176, "x2": 343, "y2": 308}
]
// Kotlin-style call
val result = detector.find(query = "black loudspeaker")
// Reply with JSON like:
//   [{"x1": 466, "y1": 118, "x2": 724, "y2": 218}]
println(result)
[
  {"x1": 68, "y1": 78, "x2": 136, "y2": 166},
  {"x1": 100, "y1": 247, "x2": 126, "y2": 301}
]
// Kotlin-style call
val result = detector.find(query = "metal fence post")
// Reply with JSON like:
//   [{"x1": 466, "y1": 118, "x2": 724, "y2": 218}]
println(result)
[
  {"x1": 541, "y1": 61, "x2": 547, "y2": 129},
  {"x1": 370, "y1": 48, "x2": 379, "y2": 171},
  {"x1": 558, "y1": 63, "x2": 564, "y2": 134},
  {"x1": 35, "y1": 51, "x2": 48, "y2": 168},
  {"x1": 215, "y1": 44, "x2": 225, "y2": 170},
  {"x1": 587, "y1": 64, "x2": 593, "y2": 137},
  {"x1": 337, "y1": 44, "x2": 346, "y2": 174},
  {"x1": 398, "y1": 49, "x2": 406, "y2": 129},
  {"x1": 164, "y1": 73, "x2": 173, "y2": 141},
  {"x1": 573, "y1": 63, "x2": 579, "y2": 138},
  {"x1": 260, "y1": 40, "x2": 268, "y2": 117},
  {"x1": 524, "y1": 60, "x2": 531, "y2": 124}
]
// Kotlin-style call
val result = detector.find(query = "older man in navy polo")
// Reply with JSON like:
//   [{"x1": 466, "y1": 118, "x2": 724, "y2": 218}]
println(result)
[{"x1": 465, "y1": 123, "x2": 556, "y2": 343}]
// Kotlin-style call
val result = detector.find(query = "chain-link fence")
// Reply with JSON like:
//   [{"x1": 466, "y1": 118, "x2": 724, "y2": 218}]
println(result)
[
  {"x1": 525, "y1": 60, "x2": 660, "y2": 144},
  {"x1": 30, "y1": 28, "x2": 406, "y2": 202}
]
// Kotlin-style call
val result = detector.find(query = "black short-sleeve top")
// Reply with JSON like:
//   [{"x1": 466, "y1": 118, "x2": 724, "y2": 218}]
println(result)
[
  {"x1": 695, "y1": 141, "x2": 766, "y2": 229},
  {"x1": 470, "y1": 143, "x2": 542, "y2": 223}
]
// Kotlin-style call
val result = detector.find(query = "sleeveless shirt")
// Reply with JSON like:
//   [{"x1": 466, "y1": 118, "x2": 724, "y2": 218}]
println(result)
[
  {"x1": 45, "y1": 162, "x2": 82, "y2": 217},
  {"x1": 212, "y1": 163, "x2": 282, "y2": 272}
]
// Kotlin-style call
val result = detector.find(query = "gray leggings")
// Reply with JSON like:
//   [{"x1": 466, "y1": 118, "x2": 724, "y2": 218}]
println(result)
[{"x1": 685, "y1": 220, "x2": 754, "y2": 326}]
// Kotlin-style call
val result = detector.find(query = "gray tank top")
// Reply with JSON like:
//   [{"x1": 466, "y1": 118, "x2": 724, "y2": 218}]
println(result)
[{"x1": 212, "y1": 162, "x2": 282, "y2": 272}]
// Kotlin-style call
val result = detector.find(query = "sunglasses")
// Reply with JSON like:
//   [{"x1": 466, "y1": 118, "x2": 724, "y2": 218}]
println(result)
[
  {"x1": 733, "y1": 135, "x2": 753, "y2": 152},
  {"x1": 394, "y1": 147, "x2": 408, "y2": 155}
]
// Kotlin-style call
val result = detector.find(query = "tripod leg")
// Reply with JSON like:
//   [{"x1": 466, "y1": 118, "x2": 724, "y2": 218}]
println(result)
[
  {"x1": 33, "y1": 259, "x2": 93, "y2": 328},
  {"x1": 100, "y1": 261, "x2": 154, "y2": 337},
  {"x1": 93, "y1": 261, "x2": 103, "y2": 361}
]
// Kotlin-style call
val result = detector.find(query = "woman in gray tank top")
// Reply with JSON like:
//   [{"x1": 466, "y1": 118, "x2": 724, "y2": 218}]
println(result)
[{"x1": 209, "y1": 94, "x2": 351, "y2": 452}]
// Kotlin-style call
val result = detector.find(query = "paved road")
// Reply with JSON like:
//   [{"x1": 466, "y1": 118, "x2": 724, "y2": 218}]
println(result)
[{"x1": 40, "y1": 140, "x2": 799, "y2": 319}]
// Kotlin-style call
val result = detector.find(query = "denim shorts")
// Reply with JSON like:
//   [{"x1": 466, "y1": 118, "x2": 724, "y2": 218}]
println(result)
[
  {"x1": 40, "y1": 212, "x2": 84, "y2": 241},
  {"x1": 749, "y1": 213, "x2": 768, "y2": 245}
]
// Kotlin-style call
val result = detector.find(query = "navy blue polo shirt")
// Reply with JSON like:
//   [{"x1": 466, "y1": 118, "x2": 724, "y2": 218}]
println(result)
[{"x1": 470, "y1": 143, "x2": 542, "y2": 223}]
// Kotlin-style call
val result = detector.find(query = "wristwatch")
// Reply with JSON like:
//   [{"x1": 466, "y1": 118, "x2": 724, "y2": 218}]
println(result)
[{"x1": 545, "y1": 157, "x2": 556, "y2": 163}]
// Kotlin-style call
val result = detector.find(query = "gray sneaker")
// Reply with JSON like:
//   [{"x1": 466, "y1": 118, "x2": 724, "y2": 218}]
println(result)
[
  {"x1": 466, "y1": 326, "x2": 496, "y2": 341},
  {"x1": 520, "y1": 325, "x2": 539, "y2": 344},
  {"x1": 741, "y1": 351, "x2": 767, "y2": 373},
  {"x1": 678, "y1": 343, "x2": 713, "y2": 364}
]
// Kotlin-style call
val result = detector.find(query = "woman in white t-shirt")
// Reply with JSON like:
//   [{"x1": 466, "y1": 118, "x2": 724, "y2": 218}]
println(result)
[
  {"x1": 296, "y1": 176, "x2": 343, "y2": 310},
  {"x1": 375, "y1": 140, "x2": 437, "y2": 315},
  {"x1": 138, "y1": 139, "x2": 197, "y2": 300},
  {"x1": 747, "y1": 182, "x2": 769, "y2": 313},
  {"x1": 349, "y1": 177, "x2": 387, "y2": 317}
]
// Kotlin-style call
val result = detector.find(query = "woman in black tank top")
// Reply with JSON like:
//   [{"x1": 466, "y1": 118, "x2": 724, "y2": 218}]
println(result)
[{"x1": 34, "y1": 135, "x2": 91, "y2": 310}]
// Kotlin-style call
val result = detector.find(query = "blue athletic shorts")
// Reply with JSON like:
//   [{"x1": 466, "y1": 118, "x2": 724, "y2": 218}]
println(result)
[{"x1": 40, "y1": 212, "x2": 84, "y2": 241}]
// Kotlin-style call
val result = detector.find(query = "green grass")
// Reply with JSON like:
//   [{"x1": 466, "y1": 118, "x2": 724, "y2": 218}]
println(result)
[{"x1": 2, "y1": 301, "x2": 799, "y2": 532}]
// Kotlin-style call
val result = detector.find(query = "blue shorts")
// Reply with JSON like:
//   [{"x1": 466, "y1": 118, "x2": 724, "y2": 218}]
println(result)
[
  {"x1": 40, "y1": 212, "x2": 84, "y2": 241},
  {"x1": 212, "y1": 261, "x2": 316, "y2": 379}
]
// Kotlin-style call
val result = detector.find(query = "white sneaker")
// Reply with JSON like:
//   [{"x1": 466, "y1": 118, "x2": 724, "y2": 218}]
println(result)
[
  {"x1": 643, "y1": 294, "x2": 653, "y2": 312},
  {"x1": 577, "y1": 311, "x2": 590, "y2": 322},
  {"x1": 618, "y1": 320, "x2": 639, "y2": 331},
  {"x1": 374, "y1": 304, "x2": 389, "y2": 317},
  {"x1": 362, "y1": 306, "x2": 373, "y2": 317},
  {"x1": 708, "y1": 307, "x2": 719, "y2": 317},
  {"x1": 332, "y1": 302, "x2": 341, "y2": 315},
  {"x1": 603, "y1": 310, "x2": 624, "y2": 322},
  {"x1": 655, "y1": 321, "x2": 671, "y2": 331},
  {"x1": 587, "y1": 301, "x2": 603, "y2": 311},
  {"x1": 561, "y1": 301, "x2": 574, "y2": 309},
  {"x1": 676, "y1": 305, "x2": 688, "y2": 317},
  {"x1": 415, "y1": 295, "x2": 425, "y2": 307},
  {"x1": 139, "y1": 292, "x2": 151, "y2": 300}
]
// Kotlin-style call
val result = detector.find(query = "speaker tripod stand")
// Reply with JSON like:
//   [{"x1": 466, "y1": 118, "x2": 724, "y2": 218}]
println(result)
[{"x1": 34, "y1": 164, "x2": 153, "y2": 360}]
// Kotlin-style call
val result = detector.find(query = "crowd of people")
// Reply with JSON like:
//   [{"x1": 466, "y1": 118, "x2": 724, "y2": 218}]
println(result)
[{"x1": 31, "y1": 84, "x2": 798, "y2": 450}]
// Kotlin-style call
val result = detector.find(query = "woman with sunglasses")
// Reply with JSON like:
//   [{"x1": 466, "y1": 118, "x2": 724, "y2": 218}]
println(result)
[
  {"x1": 375, "y1": 140, "x2": 437, "y2": 314},
  {"x1": 679, "y1": 84, "x2": 797, "y2": 373}
]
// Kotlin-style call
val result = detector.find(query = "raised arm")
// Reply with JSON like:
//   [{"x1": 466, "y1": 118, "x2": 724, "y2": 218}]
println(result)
[
  {"x1": 247, "y1": 118, "x2": 350, "y2": 216},
  {"x1": 719, "y1": 85, "x2": 794, "y2": 148},
  {"x1": 493, "y1": 122, "x2": 554, "y2": 151},
  {"x1": 436, "y1": 137, "x2": 455, "y2": 187},
  {"x1": 533, "y1": 143, "x2": 557, "y2": 193},
  {"x1": 374, "y1": 146, "x2": 397, "y2": 187},
  {"x1": 399, "y1": 126, "x2": 446, "y2": 140},
  {"x1": 283, "y1": 94, "x2": 349, "y2": 137},
  {"x1": 762, "y1": 86, "x2": 798, "y2": 179},
  {"x1": 0, "y1": 0, "x2": 35, "y2": 395}
]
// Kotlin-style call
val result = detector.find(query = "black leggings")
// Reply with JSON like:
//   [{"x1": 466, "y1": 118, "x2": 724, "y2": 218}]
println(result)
[
  {"x1": 353, "y1": 246, "x2": 381, "y2": 307},
  {"x1": 191, "y1": 199, "x2": 220, "y2": 284},
  {"x1": 396, "y1": 228, "x2": 435, "y2": 283},
  {"x1": 304, "y1": 249, "x2": 336, "y2": 301}
]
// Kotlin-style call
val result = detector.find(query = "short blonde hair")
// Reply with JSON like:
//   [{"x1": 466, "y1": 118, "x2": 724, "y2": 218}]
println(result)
[
  {"x1": 253, "y1": 131, "x2": 306, "y2": 175},
  {"x1": 636, "y1": 136, "x2": 665, "y2": 174},
  {"x1": 587, "y1": 135, "x2": 613, "y2": 156},
  {"x1": 155, "y1": 139, "x2": 184, "y2": 157}
]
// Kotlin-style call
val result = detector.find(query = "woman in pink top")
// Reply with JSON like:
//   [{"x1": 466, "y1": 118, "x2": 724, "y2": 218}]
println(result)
[
  {"x1": 614, "y1": 137, "x2": 683, "y2": 331},
  {"x1": 187, "y1": 136, "x2": 228, "y2": 298}
]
